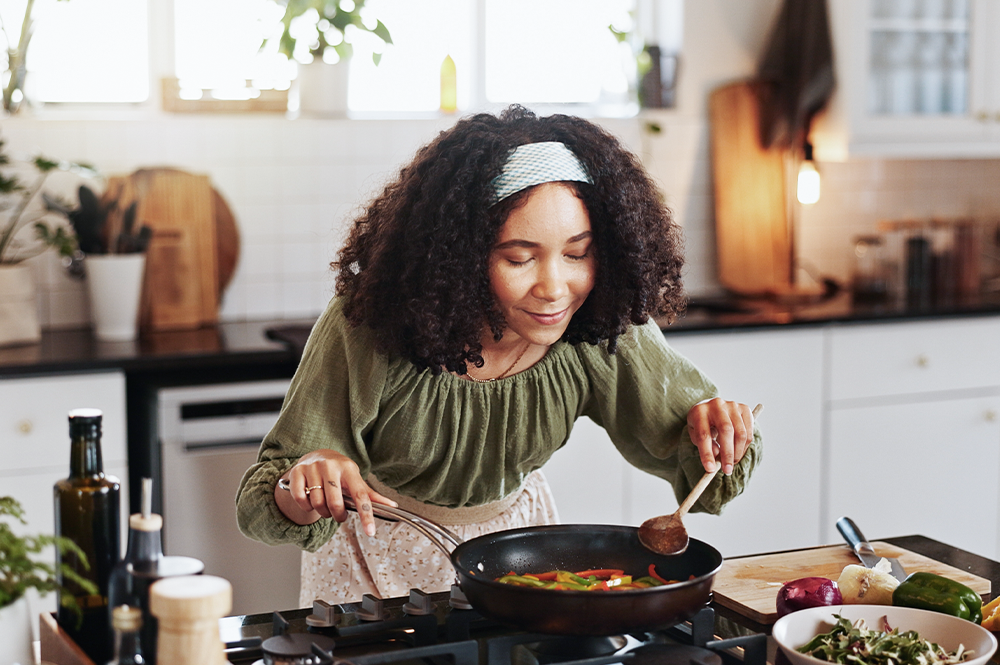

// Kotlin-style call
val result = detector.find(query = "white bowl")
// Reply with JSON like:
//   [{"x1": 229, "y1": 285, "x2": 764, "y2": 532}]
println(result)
[{"x1": 773, "y1": 605, "x2": 998, "y2": 665}]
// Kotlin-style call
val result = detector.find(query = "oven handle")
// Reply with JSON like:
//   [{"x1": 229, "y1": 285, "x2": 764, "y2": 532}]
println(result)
[{"x1": 277, "y1": 477, "x2": 465, "y2": 555}]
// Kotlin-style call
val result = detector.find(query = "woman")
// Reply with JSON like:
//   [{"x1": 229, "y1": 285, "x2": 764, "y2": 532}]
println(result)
[{"x1": 237, "y1": 105, "x2": 762, "y2": 605}]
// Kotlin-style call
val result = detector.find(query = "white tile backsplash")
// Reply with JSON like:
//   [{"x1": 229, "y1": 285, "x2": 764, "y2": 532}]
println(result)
[{"x1": 5, "y1": 112, "x2": 1000, "y2": 330}]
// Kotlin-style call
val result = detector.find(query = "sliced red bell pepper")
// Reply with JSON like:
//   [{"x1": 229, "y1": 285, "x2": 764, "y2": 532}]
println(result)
[
  {"x1": 529, "y1": 571, "x2": 559, "y2": 581},
  {"x1": 649, "y1": 564, "x2": 669, "y2": 585},
  {"x1": 575, "y1": 569, "x2": 625, "y2": 579}
]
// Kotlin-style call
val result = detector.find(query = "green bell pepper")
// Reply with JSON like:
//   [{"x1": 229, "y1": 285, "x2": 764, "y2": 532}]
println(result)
[{"x1": 892, "y1": 571, "x2": 983, "y2": 623}]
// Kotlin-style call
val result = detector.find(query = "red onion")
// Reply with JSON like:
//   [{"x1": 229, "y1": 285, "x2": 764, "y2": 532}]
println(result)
[{"x1": 776, "y1": 577, "x2": 842, "y2": 617}]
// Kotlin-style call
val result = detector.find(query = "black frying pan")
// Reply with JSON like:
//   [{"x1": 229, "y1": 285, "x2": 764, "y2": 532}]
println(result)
[
  {"x1": 278, "y1": 481, "x2": 723, "y2": 637},
  {"x1": 450, "y1": 524, "x2": 721, "y2": 635}
]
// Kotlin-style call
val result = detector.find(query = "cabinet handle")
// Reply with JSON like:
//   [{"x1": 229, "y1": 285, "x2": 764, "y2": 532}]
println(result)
[
  {"x1": 915, "y1": 354, "x2": 930, "y2": 367},
  {"x1": 17, "y1": 419, "x2": 32, "y2": 434},
  {"x1": 986, "y1": 409, "x2": 998, "y2": 423},
  {"x1": 977, "y1": 110, "x2": 990, "y2": 122}
]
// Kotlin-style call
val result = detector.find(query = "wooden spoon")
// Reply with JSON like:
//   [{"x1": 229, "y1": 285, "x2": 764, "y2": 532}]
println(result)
[{"x1": 638, "y1": 403, "x2": 762, "y2": 556}]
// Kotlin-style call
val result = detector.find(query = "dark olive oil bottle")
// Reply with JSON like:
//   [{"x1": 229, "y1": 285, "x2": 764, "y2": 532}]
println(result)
[{"x1": 54, "y1": 408, "x2": 121, "y2": 664}]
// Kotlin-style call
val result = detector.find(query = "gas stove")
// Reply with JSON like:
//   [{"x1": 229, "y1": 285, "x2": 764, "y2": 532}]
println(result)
[{"x1": 219, "y1": 586, "x2": 769, "y2": 665}]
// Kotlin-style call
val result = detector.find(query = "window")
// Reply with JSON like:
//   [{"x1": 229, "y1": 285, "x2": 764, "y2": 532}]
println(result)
[
  {"x1": 0, "y1": 0, "x2": 148, "y2": 104},
  {"x1": 2, "y1": 0, "x2": 681, "y2": 115},
  {"x1": 173, "y1": 0, "x2": 292, "y2": 98}
]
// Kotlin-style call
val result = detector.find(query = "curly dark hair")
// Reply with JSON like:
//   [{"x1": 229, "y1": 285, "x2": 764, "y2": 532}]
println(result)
[{"x1": 334, "y1": 105, "x2": 685, "y2": 375}]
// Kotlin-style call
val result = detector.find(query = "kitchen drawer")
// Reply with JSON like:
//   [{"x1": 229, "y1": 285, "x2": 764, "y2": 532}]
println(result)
[
  {"x1": 828, "y1": 317, "x2": 1000, "y2": 402},
  {"x1": 0, "y1": 371, "x2": 127, "y2": 475}
]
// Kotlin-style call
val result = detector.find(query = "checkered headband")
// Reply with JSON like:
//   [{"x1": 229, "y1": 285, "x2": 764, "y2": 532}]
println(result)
[{"x1": 490, "y1": 142, "x2": 593, "y2": 204}]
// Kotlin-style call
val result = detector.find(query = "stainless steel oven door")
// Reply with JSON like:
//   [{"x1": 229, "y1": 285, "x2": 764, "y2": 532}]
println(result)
[{"x1": 158, "y1": 379, "x2": 300, "y2": 615}]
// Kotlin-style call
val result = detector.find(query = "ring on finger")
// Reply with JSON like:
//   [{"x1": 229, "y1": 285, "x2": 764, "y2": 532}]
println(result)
[{"x1": 304, "y1": 485, "x2": 324, "y2": 495}]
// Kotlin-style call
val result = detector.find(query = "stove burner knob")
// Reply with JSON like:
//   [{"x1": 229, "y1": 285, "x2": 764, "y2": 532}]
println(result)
[
  {"x1": 402, "y1": 589, "x2": 434, "y2": 616},
  {"x1": 306, "y1": 600, "x2": 338, "y2": 628},
  {"x1": 449, "y1": 584, "x2": 473, "y2": 610},
  {"x1": 354, "y1": 594, "x2": 386, "y2": 621}
]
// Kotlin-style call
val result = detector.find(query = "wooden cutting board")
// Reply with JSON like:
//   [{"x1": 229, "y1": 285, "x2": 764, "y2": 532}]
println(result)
[
  {"x1": 102, "y1": 168, "x2": 240, "y2": 331},
  {"x1": 714, "y1": 542, "x2": 992, "y2": 625},
  {"x1": 708, "y1": 80, "x2": 793, "y2": 296}
]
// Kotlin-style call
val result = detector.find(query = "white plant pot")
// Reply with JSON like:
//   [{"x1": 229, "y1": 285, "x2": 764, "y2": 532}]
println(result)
[
  {"x1": 86, "y1": 253, "x2": 146, "y2": 342},
  {"x1": 296, "y1": 60, "x2": 349, "y2": 117},
  {"x1": 0, "y1": 596, "x2": 34, "y2": 665},
  {"x1": 0, "y1": 263, "x2": 41, "y2": 347}
]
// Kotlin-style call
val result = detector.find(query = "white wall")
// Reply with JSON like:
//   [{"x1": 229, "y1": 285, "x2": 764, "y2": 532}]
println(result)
[{"x1": 4, "y1": 0, "x2": 1000, "y2": 330}]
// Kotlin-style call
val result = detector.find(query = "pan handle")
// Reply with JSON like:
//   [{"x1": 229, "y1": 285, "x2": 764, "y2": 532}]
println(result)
[{"x1": 277, "y1": 477, "x2": 464, "y2": 554}]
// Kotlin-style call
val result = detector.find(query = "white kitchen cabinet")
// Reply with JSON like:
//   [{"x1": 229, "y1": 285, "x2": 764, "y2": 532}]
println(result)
[
  {"x1": 0, "y1": 371, "x2": 129, "y2": 636},
  {"x1": 827, "y1": 395, "x2": 1000, "y2": 559},
  {"x1": 545, "y1": 327, "x2": 826, "y2": 558},
  {"x1": 824, "y1": 318, "x2": 1000, "y2": 559},
  {"x1": 648, "y1": 328, "x2": 826, "y2": 557},
  {"x1": 816, "y1": 0, "x2": 1000, "y2": 159}
]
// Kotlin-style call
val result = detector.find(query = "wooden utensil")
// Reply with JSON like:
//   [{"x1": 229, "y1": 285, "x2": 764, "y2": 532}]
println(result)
[{"x1": 638, "y1": 403, "x2": 763, "y2": 555}]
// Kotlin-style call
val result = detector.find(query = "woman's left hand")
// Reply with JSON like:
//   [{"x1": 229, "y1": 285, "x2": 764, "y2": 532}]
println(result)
[{"x1": 686, "y1": 398, "x2": 756, "y2": 476}]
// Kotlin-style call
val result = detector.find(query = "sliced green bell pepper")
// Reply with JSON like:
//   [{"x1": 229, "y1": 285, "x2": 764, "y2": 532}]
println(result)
[{"x1": 892, "y1": 571, "x2": 983, "y2": 623}]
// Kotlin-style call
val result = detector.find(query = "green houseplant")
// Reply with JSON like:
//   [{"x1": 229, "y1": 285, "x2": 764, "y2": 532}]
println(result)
[
  {"x1": 0, "y1": 134, "x2": 82, "y2": 346},
  {"x1": 262, "y1": 0, "x2": 392, "y2": 115},
  {"x1": 45, "y1": 184, "x2": 152, "y2": 341},
  {"x1": 0, "y1": 496, "x2": 97, "y2": 664},
  {"x1": 265, "y1": 0, "x2": 392, "y2": 65}
]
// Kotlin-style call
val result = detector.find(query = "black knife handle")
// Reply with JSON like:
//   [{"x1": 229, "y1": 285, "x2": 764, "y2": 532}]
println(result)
[{"x1": 837, "y1": 516, "x2": 876, "y2": 555}]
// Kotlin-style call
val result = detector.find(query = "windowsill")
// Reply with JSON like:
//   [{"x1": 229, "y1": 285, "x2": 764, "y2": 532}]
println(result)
[{"x1": 5, "y1": 100, "x2": 648, "y2": 123}]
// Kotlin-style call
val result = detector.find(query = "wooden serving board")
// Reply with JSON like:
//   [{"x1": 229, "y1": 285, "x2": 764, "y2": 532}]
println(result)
[
  {"x1": 713, "y1": 542, "x2": 992, "y2": 626},
  {"x1": 102, "y1": 168, "x2": 240, "y2": 332},
  {"x1": 708, "y1": 79, "x2": 793, "y2": 296}
]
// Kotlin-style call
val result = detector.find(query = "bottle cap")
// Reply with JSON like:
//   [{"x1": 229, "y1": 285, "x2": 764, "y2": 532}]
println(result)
[
  {"x1": 150, "y1": 575, "x2": 232, "y2": 621},
  {"x1": 129, "y1": 513, "x2": 163, "y2": 532},
  {"x1": 68, "y1": 408, "x2": 103, "y2": 420},
  {"x1": 68, "y1": 408, "x2": 103, "y2": 437},
  {"x1": 112, "y1": 605, "x2": 143, "y2": 631}
]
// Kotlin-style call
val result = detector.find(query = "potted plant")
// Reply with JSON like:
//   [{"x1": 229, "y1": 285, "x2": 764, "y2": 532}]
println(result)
[
  {"x1": 0, "y1": 496, "x2": 97, "y2": 665},
  {"x1": 46, "y1": 184, "x2": 151, "y2": 342},
  {"x1": 0, "y1": 135, "x2": 82, "y2": 347},
  {"x1": 262, "y1": 0, "x2": 392, "y2": 116}
]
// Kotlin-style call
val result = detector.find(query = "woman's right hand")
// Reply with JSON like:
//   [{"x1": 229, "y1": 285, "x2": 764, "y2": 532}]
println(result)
[{"x1": 274, "y1": 449, "x2": 397, "y2": 536}]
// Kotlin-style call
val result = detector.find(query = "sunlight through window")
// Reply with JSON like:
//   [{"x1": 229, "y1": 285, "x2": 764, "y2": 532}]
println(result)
[{"x1": 1, "y1": 0, "x2": 149, "y2": 103}]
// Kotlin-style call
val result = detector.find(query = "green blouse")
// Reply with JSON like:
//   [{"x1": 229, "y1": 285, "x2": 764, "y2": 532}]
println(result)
[{"x1": 236, "y1": 298, "x2": 762, "y2": 552}]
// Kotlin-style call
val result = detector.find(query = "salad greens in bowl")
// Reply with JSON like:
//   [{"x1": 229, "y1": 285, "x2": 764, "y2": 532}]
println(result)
[{"x1": 773, "y1": 605, "x2": 997, "y2": 665}]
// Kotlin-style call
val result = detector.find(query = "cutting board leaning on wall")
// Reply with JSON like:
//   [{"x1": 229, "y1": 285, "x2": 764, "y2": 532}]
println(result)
[
  {"x1": 101, "y1": 168, "x2": 240, "y2": 331},
  {"x1": 709, "y1": 80, "x2": 794, "y2": 295}
]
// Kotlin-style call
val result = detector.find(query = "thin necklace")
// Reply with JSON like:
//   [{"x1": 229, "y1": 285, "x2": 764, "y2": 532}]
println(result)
[{"x1": 467, "y1": 341, "x2": 530, "y2": 383}]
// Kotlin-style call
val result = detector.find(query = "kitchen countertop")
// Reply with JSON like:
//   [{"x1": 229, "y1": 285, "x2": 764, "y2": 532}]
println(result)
[
  {"x1": 0, "y1": 318, "x2": 310, "y2": 378},
  {"x1": 663, "y1": 290, "x2": 1000, "y2": 334},
  {"x1": 2, "y1": 292, "x2": 1000, "y2": 378}
]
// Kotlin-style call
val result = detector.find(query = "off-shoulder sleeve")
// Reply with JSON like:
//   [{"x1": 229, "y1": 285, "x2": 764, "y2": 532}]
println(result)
[
  {"x1": 576, "y1": 319, "x2": 762, "y2": 515},
  {"x1": 236, "y1": 298, "x2": 388, "y2": 552}
]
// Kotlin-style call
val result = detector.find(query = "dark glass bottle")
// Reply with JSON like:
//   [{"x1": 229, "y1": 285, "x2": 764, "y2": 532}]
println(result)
[
  {"x1": 55, "y1": 408, "x2": 121, "y2": 664},
  {"x1": 108, "y1": 605, "x2": 145, "y2": 665}
]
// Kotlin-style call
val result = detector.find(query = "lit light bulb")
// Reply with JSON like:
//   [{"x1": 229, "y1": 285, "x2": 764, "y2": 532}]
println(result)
[{"x1": 797, "y1": 158, "x2": 820, "y2": 204}]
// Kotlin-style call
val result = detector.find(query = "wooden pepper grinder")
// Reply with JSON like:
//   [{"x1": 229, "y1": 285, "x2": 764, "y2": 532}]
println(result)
[{"x1": 149, "y1": 575, "x2": 231, "y2": 665}]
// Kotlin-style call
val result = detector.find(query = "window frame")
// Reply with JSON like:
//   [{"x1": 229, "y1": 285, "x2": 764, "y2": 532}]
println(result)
[{"x1": 20, "y1": 0, "x2": 662, "y2": 119}]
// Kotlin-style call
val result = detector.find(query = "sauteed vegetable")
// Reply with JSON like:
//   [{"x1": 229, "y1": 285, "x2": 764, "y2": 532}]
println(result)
[{"x1": 495, "y1": 564, "x2": 681, "y2": 591}]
